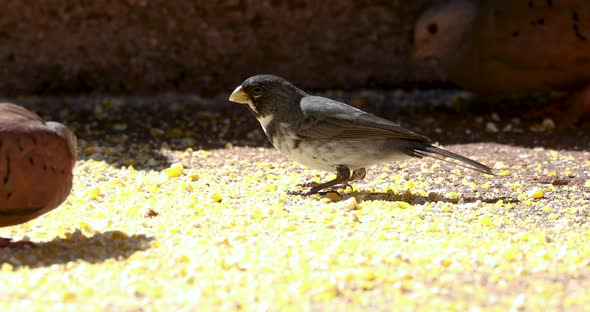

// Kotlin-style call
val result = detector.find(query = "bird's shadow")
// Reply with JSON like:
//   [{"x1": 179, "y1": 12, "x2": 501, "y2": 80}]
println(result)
[
  {"x1": 0, "y1": 229, "x2": 154, "y2": 269},
  {"x1": 326, "y1": 190, "x2": 518, "y2": 205}
]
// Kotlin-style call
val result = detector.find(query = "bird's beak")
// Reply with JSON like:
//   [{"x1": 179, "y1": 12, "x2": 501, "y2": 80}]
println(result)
[
  {"x1": 229, "y1": 86, "x2": 252, "y2": 105},
  {"x1": 404, "y1": 47, "x2": 447, "y2": 79}
]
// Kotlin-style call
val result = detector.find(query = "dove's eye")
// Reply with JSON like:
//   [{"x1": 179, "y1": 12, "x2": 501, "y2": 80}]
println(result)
[{"x1": 427, "y1": 23, "x2": 438, "y2": 35}]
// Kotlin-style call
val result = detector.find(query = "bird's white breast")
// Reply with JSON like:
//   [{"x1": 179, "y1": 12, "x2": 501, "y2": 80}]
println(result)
[
  {"x1": 272, "y1": 132, "x2": 413, "y2": 172},
  {"x1": 257, "y1": 114, "x2": 273, "y2": 136}
]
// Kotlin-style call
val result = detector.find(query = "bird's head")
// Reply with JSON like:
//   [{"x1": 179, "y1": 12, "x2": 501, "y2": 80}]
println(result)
[
  {"x1": 45, "y1": 121, "x2": 78, "y2": 165},
  {"x1": 229, "y1": 75, "x2": 306, "y2": 119},
  {"x1": 408, "y1": 0, "x2": 479, "y2": 70}
]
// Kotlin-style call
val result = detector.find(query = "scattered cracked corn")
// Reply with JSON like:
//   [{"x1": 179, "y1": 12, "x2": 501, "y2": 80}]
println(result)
[
  {"x1": 530, "y1": 118, "x2": 556, "y2": 132},
  {"x1": 478, "y1": 215, "x2": 493, "y2": 226},
  {"x1": 338, "y1": 197, "x2": 360, "y2": 210},
  {"x1": 163, "y1": 163, "x2": 184, "y2": 178},
  {"x1": 210, "y1": 192, "x2": 223, "y2": 202},
  {"x1": 528, "y1": 188, "x2": 544, "y2": 199},
  {"x1": 325, "y1": 192, "x2": 343, "y2": 202},
  {"x1": 444, "y1": 192, "x2": 460, "y2": 200},
  {"x1": 485, "y1": 122, "x2": 499, "y2": 133},
  {"x1": 493, "y1": 161, "x2": 507, "y2": 169},
  {"x1": 85, "y1": 186, "x2": 101, "y2": 199},
  {"x1": 149, "y1": 128, "x2": 165, "y2": 137},
  {"x1": 394, "y1": 201, "x2": 412, "y2": 209},
  {"x1": 564, "y1": 167, "x2": 575, "y2": 177},
  {"x1": 542, "y1": 118, "x2": 556, "y2": 131},
  {"x1": 0, "y1": 138, "x2": 587, "y2": 311}
]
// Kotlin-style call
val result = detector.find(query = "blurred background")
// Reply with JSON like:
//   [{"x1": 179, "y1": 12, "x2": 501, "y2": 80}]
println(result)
[
  {"x1": 3, "y1": 0, "x2": 588, "y2": 167},
  {"x1": 0, "y1": 0, "x2": 440, "y2": 96}
]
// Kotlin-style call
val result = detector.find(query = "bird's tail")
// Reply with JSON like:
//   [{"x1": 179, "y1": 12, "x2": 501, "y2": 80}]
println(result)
[{"x1": 413, "y1": 144, "x2": 494, "y2": 175}]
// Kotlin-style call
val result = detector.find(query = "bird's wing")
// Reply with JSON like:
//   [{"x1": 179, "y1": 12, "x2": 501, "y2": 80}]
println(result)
[
  {"x1": 294, "y1": 96, "x2": 430, "y2": 142},
  {"x1": 0, "y1": 103, "x2": 44, "y2": 127},
  {"x1": 478, "y1": 1, "x2": 590, "y2": 73}
]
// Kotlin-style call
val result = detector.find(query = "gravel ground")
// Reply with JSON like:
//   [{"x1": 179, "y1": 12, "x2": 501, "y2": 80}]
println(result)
[{"x1": 0, "y1": 91, "x2": 588, "y2": 311}]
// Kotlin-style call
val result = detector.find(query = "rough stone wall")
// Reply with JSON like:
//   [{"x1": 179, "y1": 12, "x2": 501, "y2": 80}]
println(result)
[{"x1": 0, "y1": 0, "x2": 437, "y2": 95}]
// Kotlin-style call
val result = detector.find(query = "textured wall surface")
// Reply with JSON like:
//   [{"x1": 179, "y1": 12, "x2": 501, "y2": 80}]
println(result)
[{"x1": 0, "y1": 0, "x2": 438, "y2": 95}]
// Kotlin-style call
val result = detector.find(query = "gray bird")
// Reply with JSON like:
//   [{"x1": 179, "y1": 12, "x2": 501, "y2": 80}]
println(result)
[{"x1": 229, "y1": 75, "x2": 493, "y2": 196}]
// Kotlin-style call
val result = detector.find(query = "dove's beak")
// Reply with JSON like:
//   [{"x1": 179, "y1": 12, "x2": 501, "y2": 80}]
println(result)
[
  {"x1": 404, "y1": 44, "x2": 434, "y2": 74},
  {"x1": 229, "y1": 86, "x2": 252, "y2": 105},
  {"x1": 404, "y1": 47, "x2": 447, "y2": 80},
  {"x1": 403, "y1": 49, "x2": 419, "y2": 74}
]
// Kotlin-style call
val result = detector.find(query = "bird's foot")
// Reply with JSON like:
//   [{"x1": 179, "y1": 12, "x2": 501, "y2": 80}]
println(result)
[
  {"x1": 0, "y1": 237, "x2": 34, "y2": 248},
  {"x1": 332, "y1": 183, "x2": 354, "y2": 192},
  {"x1": 287, "y1": 189, "x2": 343, "y2": 197},
  {"x1": 296, "y1": 181, "x2": 321, "y2": 188},
  {"x1": 289, "y1": 182, "x2": 353, "y2": 196},
  {"x1": 296, "y1": 182, "x2": 352, "y2": 189},
  {"x1": 287, "y1": 189, "x2": 317, "y2": 196},
  {"x1": 292, "y1": 168, "x2": 353, "y2": 196}
]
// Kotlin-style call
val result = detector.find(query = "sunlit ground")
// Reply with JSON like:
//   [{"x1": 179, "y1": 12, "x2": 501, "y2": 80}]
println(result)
[{"x1": 0, "y1": 93, "x2": 588, "y2": 311}]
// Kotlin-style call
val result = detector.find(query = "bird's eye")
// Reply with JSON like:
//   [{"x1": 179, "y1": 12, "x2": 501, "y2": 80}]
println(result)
[
  {"x1": 427, "y1": 23, "x2": 438, "y2": 35},
  {"x1": 252, "y1": 87, "x2": 263, "y2": 96}
]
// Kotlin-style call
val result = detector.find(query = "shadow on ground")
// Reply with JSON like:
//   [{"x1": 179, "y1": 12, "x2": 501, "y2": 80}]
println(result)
[
  {"x1": 341, "y1": 191, "x2": 518, "y2": 205},
  {"x1": 0, "y1": 230, "x2": 154, "y2": 269},
  {"x1": 4, "y1": 90, "x2": 589, "y2": 170}
]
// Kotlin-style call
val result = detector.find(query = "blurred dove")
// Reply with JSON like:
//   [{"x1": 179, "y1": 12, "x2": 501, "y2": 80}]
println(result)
[
  {"x1": 0, "y1": 103, "x2": 77, "y2": 247},
  {"x1": 412, "y1": 0, "x2": 590, "y2": 123}
]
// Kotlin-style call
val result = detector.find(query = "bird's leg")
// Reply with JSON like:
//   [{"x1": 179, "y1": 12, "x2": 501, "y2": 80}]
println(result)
[
  {"x1": 520, "y1": 85, "x2": 590, "y2": 126},
  {"x1": 310, "y1": 166, "x2": 352, "y2": 195},
  {"x1": 0, "y1": 237, "x2": 34, "y2": 248},
  {"x1": 330, "y1": 168, "x2": 367, "y2": 192},
  {"x1": 349, "y1": 168, "x2": 366, "y2": 182},
  {"x1": 289, "y1": 166, "x2": 351, "y2": 196},
  {"x1": 294, "y1": 168, "x2": 363, "y2": 192}
]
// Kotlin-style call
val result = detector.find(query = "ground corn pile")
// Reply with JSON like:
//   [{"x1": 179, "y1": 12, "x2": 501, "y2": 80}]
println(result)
[{"x1": 0, "y1": 96, "x2": 588, "y2": 311}]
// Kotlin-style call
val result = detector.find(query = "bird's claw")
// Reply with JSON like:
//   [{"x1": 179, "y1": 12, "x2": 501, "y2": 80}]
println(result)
[
  {"x1": 288, "y1": 182, "x2": 353, "y2": 196},
  {"x1": 296, "y1": 181, "x2": 321, "y2": 188},
  {"x1": 287, "y1": 189, "x2": 316, "y2": 196},
  {"x1": 329, "y1": 183, "x2": 353, "y2": 192},
  {"x1": 287, "y1": 189, "x2": 343, "y2": 197},
  {"x1": 340, "y1": 183, "x2": 354, "y2": 192}
]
